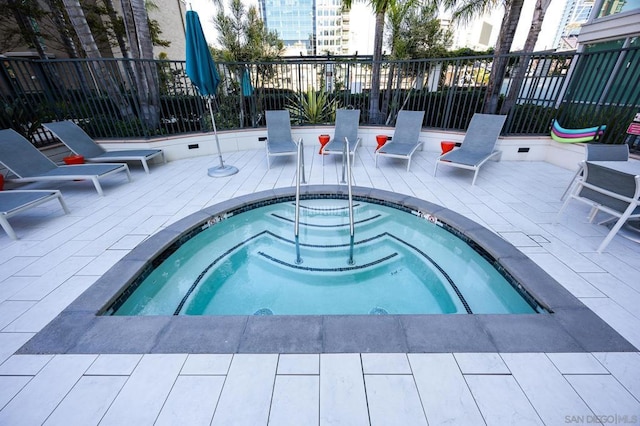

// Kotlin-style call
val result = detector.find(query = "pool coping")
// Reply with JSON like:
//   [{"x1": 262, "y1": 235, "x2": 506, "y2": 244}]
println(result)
[{"x1": 18, "y1": 185, "x2": 637, "y2": 354}]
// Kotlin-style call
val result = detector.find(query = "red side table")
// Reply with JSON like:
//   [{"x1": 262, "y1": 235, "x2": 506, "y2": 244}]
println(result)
[
  {"x1": 440, "y1": 141, "x2": 456, "y2": 155},
  {"x1": 63, "y1": 154, "x2": 85, "y2": 165},
  {"x1": 0, "y1": 173, "x2": 4, "y2": 191},
  {"x1": 318, "y1": 134, "x2": 330, "y2": 154},
  {"x1": 376, "y1": 135, "x2": 389, "y2": 151}
]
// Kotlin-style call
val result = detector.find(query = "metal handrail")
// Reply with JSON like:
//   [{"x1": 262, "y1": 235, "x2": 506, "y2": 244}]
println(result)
[
  {"x1": 294, "y1": 139, "x2": 305, "y2": 264},
  {"x1": 343, "y1": 137, "x2": 355, "y2": 265}
]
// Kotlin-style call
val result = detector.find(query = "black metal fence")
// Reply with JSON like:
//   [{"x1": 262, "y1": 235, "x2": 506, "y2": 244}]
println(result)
[{"x1": 1, "y1": 46, "x2": 639, "y2": 148}]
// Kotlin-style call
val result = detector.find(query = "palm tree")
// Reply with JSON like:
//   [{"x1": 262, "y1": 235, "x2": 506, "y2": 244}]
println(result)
[
  {"x1": 44, "y1": 0, "x2": 81, "y2": 58},
  {"x1": 486, "y1": 0, "x2": 524, "y2": 114},
  {"x1": 447, "y1": 0, "x2": 525, "y2": 114},
  {"x1": 120, "y1": 0, "x2": 161, "y2": 129},
  {"x1": 342, "y1": 0, "x2": 391, "y2": 124},
  {"x1": 61, "y1": 0, "x2": 134, "y2": 118},
  {"x1": 500, "y1": 0, "x2": 553, "y2": 114},
  {"x1": 61, "y1": 0, "x2": 101, "y2": 57},
  {"x1": 104, "y1": 0, "x2": 130, "y2": 59}
]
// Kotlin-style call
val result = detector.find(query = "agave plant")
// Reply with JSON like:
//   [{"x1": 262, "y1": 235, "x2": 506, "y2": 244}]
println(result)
[{"x1": 287, "y1": 87, "x2": 339, "y2": 124}]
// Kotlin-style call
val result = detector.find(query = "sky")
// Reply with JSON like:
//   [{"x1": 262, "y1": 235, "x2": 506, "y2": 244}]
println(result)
[{"x1": 186, "y1": 0, "x2": 569, "y2": 54}]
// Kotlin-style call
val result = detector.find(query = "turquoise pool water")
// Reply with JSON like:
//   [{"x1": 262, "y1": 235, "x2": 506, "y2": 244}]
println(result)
[{"x1": 110, "y1": 198, "x2": 540, "y2": 315}]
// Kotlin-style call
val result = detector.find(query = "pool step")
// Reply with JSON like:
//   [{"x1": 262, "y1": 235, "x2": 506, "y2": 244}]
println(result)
[{"x1": 257, "y1": 231, "x2": 402, "y2": 271}]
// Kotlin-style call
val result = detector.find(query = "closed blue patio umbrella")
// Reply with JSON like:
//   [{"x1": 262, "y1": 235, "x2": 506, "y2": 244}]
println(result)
[
  {"x1": 241, "y1": 67, "x2": 254, "y2": 97},
  {"x1": 185, "y1": 10, "x2": 238, "y2": 177}
]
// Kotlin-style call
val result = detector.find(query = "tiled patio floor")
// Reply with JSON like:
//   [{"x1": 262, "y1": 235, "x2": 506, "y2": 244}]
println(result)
[{"x1": 1, "y1": 144, "x2": 639, "y2": 425}]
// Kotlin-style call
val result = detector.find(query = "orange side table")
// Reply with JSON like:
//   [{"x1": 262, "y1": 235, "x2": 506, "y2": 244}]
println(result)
[
  {"x1": 318, "y1": 134, "x2": 330, "y2": 154},
  {"x1": 440, "y1": 141, "x2": 456, "y2": 155},
  {"x1": 376, "y1": 135, "x2": 388, "y2": 151},
  {"x1": 63, "y1": 154, "x2": 85, "y2": 165}
]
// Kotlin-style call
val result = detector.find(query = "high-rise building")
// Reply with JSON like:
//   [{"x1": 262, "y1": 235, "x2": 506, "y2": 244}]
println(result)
[
  {"x1": 553, "y1": 0, "x2": 594, "y2": 50},
  {"x1": 315, "y1": 0, "x2": 350, "y2": 55},
  {"x1": 260, "y1": 0, "x2": 315, "y2": 53},
  {"x1": 259, "y1": 0, "x2": 350, "y2": 55}
]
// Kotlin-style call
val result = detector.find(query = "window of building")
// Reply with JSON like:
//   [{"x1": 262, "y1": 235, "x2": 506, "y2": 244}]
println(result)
[{"x1": 597, "y1": 0, "x2": 640, "y2": 18}]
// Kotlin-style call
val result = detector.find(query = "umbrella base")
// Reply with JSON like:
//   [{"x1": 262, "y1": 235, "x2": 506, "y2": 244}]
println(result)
[{"x1": 208, "y1": 165, "x2": 239, "y2": 177}]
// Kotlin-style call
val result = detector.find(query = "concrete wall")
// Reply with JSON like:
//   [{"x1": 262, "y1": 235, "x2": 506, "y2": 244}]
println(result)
[{"x1": 97, "y1": 126, "x2": 587, "y2": 171}]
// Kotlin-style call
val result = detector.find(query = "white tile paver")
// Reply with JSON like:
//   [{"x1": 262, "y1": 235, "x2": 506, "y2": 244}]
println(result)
[
  {"x1": 85, "y1": 354, "x2": 142, "y2": 376},
  {"x1": 0, "y1": 301, "x2": 36, "y2": 330},
  {"x1": 593, "y1": 352, "x2": 640, "y2": 400},
  {"x1": 0, "y1": 376, "x2": 31, "y2": 411},
  {"x1": 582, "y1": 272, "x2": 640, "y2": 320},
  {"x1": 526, "y1": 253, "x2": 605, "y2": 298},
  {"x1": 155, "y1": 375, "x2": 225, "y2": 426},
  {"x1": 319, "y1": 354, "x2": 369, "y2": 426},
  {"x1": 0, "y1": 354, "x2": 96, "y2": 426},
  {"x1": 0, "y1": 256, "x2": 38, "y2": 282},
  {"x1": 181, "y1": 354, "x2": 232, "y2": 375},
  {"x1": 501, "y1": 353, "x2": 594, "y2": 425},
  {"x1": 43, "y1": 375, "x2": 127, "y2": 426},
  {"x1": 465, "y1": 374, "x2": 544, "y2": 425},
  {"x1": 0, "y1": 277, "x2": 32, "y2": 303},
  {"x1": 0, "y1": 354, "x2": 53, "y2": 375},
  {"x1": 22, "y1": 239, "x2": 90, "y2": 277},
  {"x1": 581, "y1": 298, "x2": 640, "y2": 350},
  {"x1": 277, "y1": 354, "x2": 319, "y2": 375},
  {"x1": 408, "y1": 353, "x2": 484, "y2": 424},
  {"x1": 565, "y1": 374, "x2": 640, "y2": 420},
  {"x1": 0, "y1": 332, "x2": 34, "y2": 365},
  {"x1": 454, "y1": 352, "x2": 510, "y2": 374},
  {"x1": 269, "y1": 375, "x2": 319, "y2": 426},
  {"x1": 109, "y1": 234, "x2": 148, "y2": 250},
  {"x1": 211, "y1": 354, "x2": 278, "y2": 426},
  {"x1": 76, "y1": 250, "x2": 129, "y2": 276},
  {"x1": 99, "y1": 353, "x2": 186, "y2": 425},
  {"x1": 364, "y1": 375, "x2": 427, "y2": 426},
  {"x1": 8, "y1": 259, "x2": 93, "y2": 301},
  {"x1": 546, "y1": 353, "x2": 609, "y2": 375},
  {"x1": 361, "y1": 353, "x2": 411, "y2": 374},
  {"x1": 2, "y1": 276, "x2": 95, "y2": 333}
]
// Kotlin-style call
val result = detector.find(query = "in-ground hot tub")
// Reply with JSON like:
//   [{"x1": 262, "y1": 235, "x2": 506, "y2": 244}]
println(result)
[{"x1": 18, "y1": 186, "x2": 636, "y2": 354}]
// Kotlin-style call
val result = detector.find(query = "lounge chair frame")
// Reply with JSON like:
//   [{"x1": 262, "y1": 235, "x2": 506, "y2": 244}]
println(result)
[
  {"x1": 0, "y1": 190, "x2": 69, "y2": 240},
  {"x1": 434, "y1": 114, "x2": 507, "y2": 185},
  {"x1": 375, "y1": 110, "x2": 425, "y2": 172},
  {"x1": 0, "y1": 129, "x2": 132, "y2": 196},
  {"x1": 560, "y1": 143, "x2": 629, "y2": 200},
  {"x1": 264, "y1": 110, "x2": 300, "y2": 169},
  {"x1": 322, "y1": 109, "x2": 361, "y2": 165},
  {"x1": 557, "y1": 160, "x2": 640, "y2": 253},
  {"x1": 43, "y1": 121, "x2": 165, "y2": 174}
]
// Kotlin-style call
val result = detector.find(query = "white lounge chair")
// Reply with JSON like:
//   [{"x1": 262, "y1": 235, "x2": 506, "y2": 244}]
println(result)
[
  {"x1": 434, "y1": 113, "x2": 507, "y2": 185},
  {"x1": 322, "y1": 109, "x2": 361, "y2": 165},
  {"x1": 375, "y1": 110, "x2": 425, "y2": 172},
  {"x1": 556, "y1": 160, "x2": 640, "y2": 253},
  {"x1": 0, "y1": 129, "x2": 131, "y2": 196},
  {"x1": 265, "y1": 110, "x2": 299, "y2": 169},
  {"x1": 0, "y1": 190, "x2": 69, "y2": 240},
  {"x1": 43, "y1": 121, "x2": 165, "y2": 174}
]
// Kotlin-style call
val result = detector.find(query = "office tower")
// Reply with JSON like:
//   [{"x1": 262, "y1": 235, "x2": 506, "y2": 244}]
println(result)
[{"x1": 259, "y1": 0, "x2": 350, "y2": 55}]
